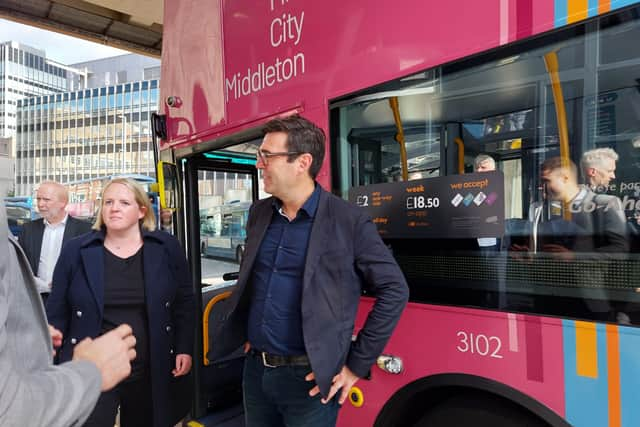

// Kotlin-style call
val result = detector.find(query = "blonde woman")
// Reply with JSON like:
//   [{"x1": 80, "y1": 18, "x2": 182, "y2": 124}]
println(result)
[{"x1": 46, "y1": 178, "x2": 195, "y2": 427}]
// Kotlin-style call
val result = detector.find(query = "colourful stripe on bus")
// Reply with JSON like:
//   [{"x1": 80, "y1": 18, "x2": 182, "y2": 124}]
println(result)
[
  {"x1": 568, "y1": 0, "x2": 589, "y2": 23},
  {"x1": 606, "y1": 324, "x2": 621, "y2": 427},
  {"x1": 562, "y1": 322, "x2": 640, "y2": 426},
  {"x1": 563, "y1": 320, "x2": 609, "y2": 426},
  {"x1": 507, "y1": 313, "x2": 518, "y2": 352},
  {"x1": 588, "y1": 0, "x2": 602, "y2": 16},
  {"x1": 575, "y1": 320, "x2": 598, "y2": 378},
  {"x1": 526, "y1": 316, "x2": 544, "y2": 381},
  {"x1": 619, "y1": 326, "x2": 640, "y2": 427},
  {"x1": 555, "y1": 0, "x2": 569, "y2": 27},
  {"x1": 611, "y1": 0, "x2": 640, "y2": 10},
  {"x1": 555, "y1": 0, "x2": 638, "y2": 27},
  {"x1": 599, "y1": 0, "x2": 612, "y2": 12}
]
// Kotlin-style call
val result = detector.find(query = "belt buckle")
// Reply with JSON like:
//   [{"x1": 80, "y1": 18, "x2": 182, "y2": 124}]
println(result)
[{"x1": 261, "y1": 352, "x2": 277, "y2": 368}]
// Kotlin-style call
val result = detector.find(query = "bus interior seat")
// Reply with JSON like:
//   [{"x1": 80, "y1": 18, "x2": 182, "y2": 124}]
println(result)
[
  {"x1": 502, "y1": 218, "x2": 531, "y2": 250},
  {"x1": 202, "y1": 286, "x2": 245, "y2": 410}
]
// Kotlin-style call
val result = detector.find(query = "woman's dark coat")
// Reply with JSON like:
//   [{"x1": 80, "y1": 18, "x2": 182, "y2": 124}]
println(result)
[{"x1": 46, "y1": 229, "x2": 195, "y2": 427}]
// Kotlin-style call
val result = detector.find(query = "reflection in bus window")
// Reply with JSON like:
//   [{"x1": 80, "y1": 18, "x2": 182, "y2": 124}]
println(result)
[
  {"x1": 200, "y1": 200, "x2": 249, "y2": 263},
  {"x1": 332, "y1": 9, "x2": 640, "y2": 325},
  {"x1": 65, "y1": 174, "x2": 157, "y2": 223},
  {"x1": 196, "y1": 162, "x2": 256, "y2": 287}
]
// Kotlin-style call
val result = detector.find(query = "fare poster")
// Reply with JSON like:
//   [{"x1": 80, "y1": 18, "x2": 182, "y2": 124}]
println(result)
[{"x1": 348, "y1": 171, "x2": 504, "y2": 239}]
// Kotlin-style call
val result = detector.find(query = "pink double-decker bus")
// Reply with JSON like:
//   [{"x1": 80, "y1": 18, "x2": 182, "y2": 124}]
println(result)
[{"x1": 157, "y1": 0, "x2": 640, "y2": 425}]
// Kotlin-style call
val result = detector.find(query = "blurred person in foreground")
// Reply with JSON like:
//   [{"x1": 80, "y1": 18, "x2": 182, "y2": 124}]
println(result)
[
  {"x1": 18, "y1": 181, "x2": 91, "y2": 301},
  {"x1": 0, "y1": 196, "x2": 137, "y2": 427},
  {"x1": 46, "y1": 178, "x2": 195, "y2": 427}
]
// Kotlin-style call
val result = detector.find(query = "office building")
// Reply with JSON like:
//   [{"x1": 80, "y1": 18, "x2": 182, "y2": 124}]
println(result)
[
  {"x1": 14, "y1": 54, "x2": 161, "y2": 196},
  {"x1": 0, "y1": 41, "x2": 85, "y2": 194}
]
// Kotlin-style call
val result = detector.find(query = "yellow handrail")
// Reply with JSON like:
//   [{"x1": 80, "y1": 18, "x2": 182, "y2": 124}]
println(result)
[
  {"x1": 388, "y1": 97, "x2": 409, "y2": 181},
  {"x1": 543, "y1": 51, "x2": 571, "y2": 220},
  {"x1": 202, "y1": 290, "x2": 233, "y2": 366}
]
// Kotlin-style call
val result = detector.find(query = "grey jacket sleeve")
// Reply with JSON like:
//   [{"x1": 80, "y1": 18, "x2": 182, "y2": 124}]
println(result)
[{"x1": 0, "y1": 237, "x2": 102, "y2": 427}]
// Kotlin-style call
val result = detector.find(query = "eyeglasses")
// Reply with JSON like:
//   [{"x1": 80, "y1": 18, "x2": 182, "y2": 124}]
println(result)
[{"x1": 256, "y1": 148, "x2": 302, "y2": 165}]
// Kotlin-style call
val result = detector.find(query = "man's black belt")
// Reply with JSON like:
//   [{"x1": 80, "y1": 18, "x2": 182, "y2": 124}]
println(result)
[{"x1": 250, "y1": 349, "x2": 310, "y2": 368}]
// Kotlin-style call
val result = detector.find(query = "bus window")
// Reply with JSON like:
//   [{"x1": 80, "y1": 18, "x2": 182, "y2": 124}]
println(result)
[
  {"x1": 334, "y1": 93, "x2": 441, "y2": 198},
  {"x1": 65, "y1": 174, "x2": 156, "y2": 222},
  {"x1": 193, "y1": 149, "x2": 258, "y2": 287},
  {"x1": 331, "y1": 10, "x2": 640, "y2": 325},
  {"x1": 199, "y1": 201, "x2": 250, "y2": 265}
]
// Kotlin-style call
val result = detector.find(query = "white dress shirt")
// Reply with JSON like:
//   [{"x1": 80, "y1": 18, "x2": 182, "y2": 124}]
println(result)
[{"x1": 35, "y1": 215, "x2": 68, "y2": 294}]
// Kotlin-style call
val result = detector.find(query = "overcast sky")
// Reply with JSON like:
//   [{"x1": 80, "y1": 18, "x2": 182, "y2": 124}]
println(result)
[{"x1": 0, "y1": 18, "x2": 128, "y2": 65}]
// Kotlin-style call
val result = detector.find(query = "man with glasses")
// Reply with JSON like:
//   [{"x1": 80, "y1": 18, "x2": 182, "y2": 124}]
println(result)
[{"x1": 216, "y1": 115, "x2": 408, "y2": 427}]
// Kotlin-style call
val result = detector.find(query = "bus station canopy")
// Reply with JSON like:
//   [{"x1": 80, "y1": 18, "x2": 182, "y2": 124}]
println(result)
[{"x1": 0, "y1": 0, "x2": 162, "y2": 58}]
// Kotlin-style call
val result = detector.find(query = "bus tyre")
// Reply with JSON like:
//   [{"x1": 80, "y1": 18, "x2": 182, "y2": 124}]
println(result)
[
  {"x1": 236, "y1": 245, "x2": 245, "y2": 265},
  {"x1": 413, "y1": 393, "x2": 549, "y2": 427}
]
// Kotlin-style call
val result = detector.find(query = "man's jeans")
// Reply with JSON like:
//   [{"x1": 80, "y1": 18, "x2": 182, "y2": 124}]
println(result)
[{"x1": 243, "y1": 352, "x2": 341, "y2": 427}]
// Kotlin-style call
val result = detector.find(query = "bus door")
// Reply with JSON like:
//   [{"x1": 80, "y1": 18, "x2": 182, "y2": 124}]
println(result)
[{"x1": 183, "y1": 153, "x2": 258, "y2": 418}]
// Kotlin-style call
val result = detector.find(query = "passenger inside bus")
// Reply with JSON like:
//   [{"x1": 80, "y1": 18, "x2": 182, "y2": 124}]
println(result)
[
  {"x1": 580, "y1": 148, "x2": 619, "y2": 194},
  {"x1": 330, "y1": 23, "x2": 640, "y2": 324},
  {"x1": 258, "y1": 7, "x2": 640, "y2": 331},
  {"x1": 527, "y1": 156, "x2": 628, "y2": 256}
]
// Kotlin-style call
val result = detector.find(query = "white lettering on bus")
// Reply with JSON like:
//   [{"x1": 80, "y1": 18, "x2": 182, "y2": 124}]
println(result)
[
  {"x1": 270, "y1": 12, "x2": 304, "y2": 47},
  {"x1": 225, "y1": 52, "x2": 306, "y2": 101},
  {"x1": 456, "y1": 331, "x2": 503, "y2": 359},
  {"x1": 269, "y1": 0, "x2": 289, "y2": 12}
]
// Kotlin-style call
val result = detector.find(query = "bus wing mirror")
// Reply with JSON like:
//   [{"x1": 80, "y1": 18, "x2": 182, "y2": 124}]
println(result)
[
  {"x1": 151, "y1": 113, "x2": 167, "y2": 139},
  {"x1": 157, "y1": 161, "x2": 179, "y2": 210}
]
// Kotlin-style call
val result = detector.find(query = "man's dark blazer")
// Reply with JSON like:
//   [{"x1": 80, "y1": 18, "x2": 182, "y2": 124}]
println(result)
[
  {"x1": 213, "y1": 186, "x2": 409, "y2": 398},
  {"x1": 17, "y1": 216, "x2": 92, "y2": 278},
  {"x1": 45, "y1": 229, "x2": 195, "y2": 427}
]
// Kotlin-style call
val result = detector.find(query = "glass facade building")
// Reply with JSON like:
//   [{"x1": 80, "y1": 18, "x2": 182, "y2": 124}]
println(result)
[
  {"x1": 15, "y1": 79, "x2": 159, "y2": 195},
  {"x1": 0, "y1": 41, "x2": 84, "y2": 194},
  {"x1": 0, "y1": 41, "x2": 81, "y2": 139}
]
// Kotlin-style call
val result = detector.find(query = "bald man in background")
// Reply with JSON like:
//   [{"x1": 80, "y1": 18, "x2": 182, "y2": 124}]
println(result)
[{"x1": 18, "y1": 181, "x2": 91, "y2": 300}]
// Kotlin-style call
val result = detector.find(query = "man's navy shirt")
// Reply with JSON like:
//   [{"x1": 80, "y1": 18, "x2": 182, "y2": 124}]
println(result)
[{"x1": 247, "y1": 184, "x2": 320, "y2": 356}]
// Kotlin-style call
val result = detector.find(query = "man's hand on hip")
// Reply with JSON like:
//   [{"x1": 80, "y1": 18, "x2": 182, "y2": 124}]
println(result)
[
  {"x1": 306, "y1": 365, "x2": 359, "y2": 405},
  {"x1": 72, "y1": 324, "x2": 137, "y2": 391}
]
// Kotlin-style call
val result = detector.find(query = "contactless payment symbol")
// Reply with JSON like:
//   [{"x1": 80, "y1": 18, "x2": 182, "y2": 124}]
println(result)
[
  {"x1": 463, "y1": 193, "x2": 474, "y2": 206},
  {"x1": 451, "y1": 193, "x2": 464, "y2": 207},
  {"x1": 474, "y1": 191, "x2": 487, "y2": 206}
]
